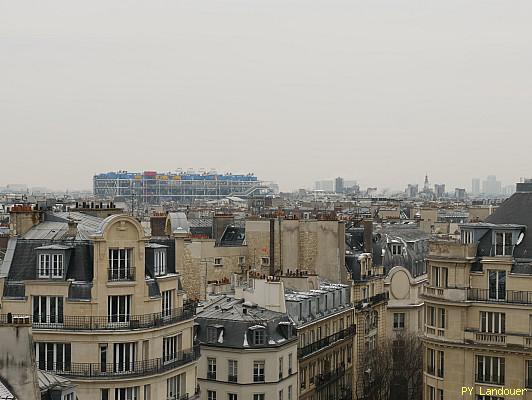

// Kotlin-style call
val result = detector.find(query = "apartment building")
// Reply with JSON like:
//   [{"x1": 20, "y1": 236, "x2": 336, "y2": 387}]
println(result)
[
  {"x1": 421, "y1": 182, "x2": 532, "y2": 400},
  {"x1": 351, "y1": 253, "x2": 388, "y2": 399},
  {"x1": 0, "y1": 206, "x2": 199, "y2": 400},
  {"x1": 384, "y1": 266, "x2": 426, "y2": 337},
  {"x1": 237, "y1": 275, "x2": 355, "y2": 400},
  {"x1": 196, "y1": 297, "x2": 298, "y2": 400}
]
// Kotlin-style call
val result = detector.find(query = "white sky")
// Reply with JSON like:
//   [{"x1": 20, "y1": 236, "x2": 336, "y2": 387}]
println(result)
[{"x1": 1, "y1": 0, "x2": 531, "y2": 191}]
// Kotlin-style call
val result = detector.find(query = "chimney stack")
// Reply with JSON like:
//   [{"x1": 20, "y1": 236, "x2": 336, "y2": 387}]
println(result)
[{"x1": 363, "y1": 218, "x2": 373, "y2": 254}]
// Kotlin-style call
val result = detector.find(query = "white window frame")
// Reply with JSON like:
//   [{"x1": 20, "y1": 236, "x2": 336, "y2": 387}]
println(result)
[
  {"x1": 113, "y1": 342, "x2": 136, "y2": 372},
  {"x1": 390, "y1": 243, "x2": 402, "y2": 255},
  {"x1": 461, "y1": 230, "x2": 474, "y2": 244},
  {"x1": 228, "y1": 359, "x2": 238, "y2": 382},
  {"x1": 494, "y1": 231, "x2": 512, "y2": 256},
  {"x1": 109, "y1": 248, "x2": 133, "y2": 280},
  {"x1": 33, "y1": 296, "x2": 64, "y2": 325},
  {"x1": 476, "y1": 355, "x2": 505, "y2": 384},
  {"x1": 38, "y1": 253, "x2": 64, "y2": 279},
  {"x1": 261, "y1": 256, "x2": 270, "y2": 266},
  {"x1": 108, "y1": 295, "x2": 131, "y2": 324},
  {"x1": 393, "y1": 312, "x2": 405, "y2": 329},
  {"x1": 253, "y1": 328, "x2": 266, "y2": 345},
  {"x1": 115, "y1": 387, "x2": 139, "y2": 400},
  {"x1": 163, "y1": 334, "x2": 181, "y2": 364},
  {"x1": 238, "y1": 256, "x2": 246, "y2": 265},
  {"x1": 253, "y1": 360, "x2": 265, "y2": 382},
  {"x1": 35, "y1": 342, "x2": 71, "y2": 371},
  {"x1": 154, "y1": 249, "x2": 167, "y2": 276},
  {"x1": 162, "y1": 290, "x2": 174, "y2": 318},
  {"x1": 480, "y1": 311, "x2": 505, "y2": 334}
]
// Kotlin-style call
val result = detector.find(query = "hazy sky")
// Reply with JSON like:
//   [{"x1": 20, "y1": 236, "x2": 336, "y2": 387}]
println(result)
[{"x1": 1, "y1": 0, "x2": 531, "y2": 192}]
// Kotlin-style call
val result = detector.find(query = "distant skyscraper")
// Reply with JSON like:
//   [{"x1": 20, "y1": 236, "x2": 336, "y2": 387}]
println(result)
[
  {"x1": 335, "y1": 177, "x2": 344, "y2": 194},
  {"x1": 434, "y1": 184, "x2": 445, "y2": 199},
  {"x1": 424, "y1": 174, "x2": 430, "y2": 191},
  {"x1": 482, "y1": 175, "x2": 502, "y2": 195},
  {"x1": 472, "y1": 178, "x2": 480, "y2": 196},
  {"x1": 406, "y1": 184, "x2": 419, "y2": 198},
  {"x1": 455, "y1": 188, "x2": 466, "y2": 200},
  {"x1": 314, "y1": 180, "x2": 334, "y2": 192}
]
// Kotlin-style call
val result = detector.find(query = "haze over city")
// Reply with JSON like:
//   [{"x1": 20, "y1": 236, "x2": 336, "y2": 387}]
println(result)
[{"x1": 2, "y1": 0, "x2": 532, "y2": 191}]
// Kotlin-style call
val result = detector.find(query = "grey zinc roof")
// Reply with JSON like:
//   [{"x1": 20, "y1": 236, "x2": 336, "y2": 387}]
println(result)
[
  {"x1": 0, "y1": 380, "x2": 15, "y2": 399},
  {"x1": 196, "y1": 296, "x2": 295, "y2": 349},
  {"x1": 23, "y1": 212, "x2": 103, "y2": 240}
]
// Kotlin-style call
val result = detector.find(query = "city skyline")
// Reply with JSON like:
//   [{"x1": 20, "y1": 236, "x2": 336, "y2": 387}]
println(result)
[{"x1": 2, "y1": 0, "x2": 532, "y2": 192}]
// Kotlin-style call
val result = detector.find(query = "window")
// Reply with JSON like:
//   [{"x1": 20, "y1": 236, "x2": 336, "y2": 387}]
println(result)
[
  {"x1": 253, "y1": 328, "x2": 266, "y2": 345},
  {"x1": 100, "y1": 389, "x2": 109, "y2": 400},
  {"x1": 427, "y1": 386, "x2": 435, "y2": 400},
  {"x1": 108, "y1": 248, "x2": 133, "y2": 280},
  {"x1": 438, "y1": 308, "x2": 446, "y2": 329},
  {"x1": 33, "y1": 296, "x2": 63, "y2": 325},
  {"x1": 261, "y1": 257, "x2": 270, "y2": 266},
  {"x1": 166, "y1": 374, "x2": 185, "y2": 400},
  {"x1": 228, "y1": 359, "x2": 238, "y2": 382},
  {"x1": 144, "y1": 385, "x2": 151, "y2": 400},
  {"x1": 279, "y1": 356, "x2": 283, "y2": 379},
  {"x1": 279, "y1": 390, "x2": 283, "y2": 400},
  {"x1": 207, "y1": 358, "x2": 217, "y2": 379},
  {"x1": 63, "y1": 393, "x2": 74, "y2": 400},
  {"x1": 238, "y1": 256, "x2": 246, "y2": 265},
  {"x1": 108, "y1": 295, "x2": 131, "y2": 323},
  {"x1": 208, "y1": 391, "x2": 217, "y2": 400},
  {"x1": 207, "y1": 326, "x2": 218, "y2": 343},
  {"x1": 114, "y1": 342, "x2": 136, "y2": 372},
  {"x1": 214, "y1": 257, "x2": 223, "y2": 266},
  {"x1": 494, "y1": 231, "x2": 512, "y2": 256},
  {"x1": 526, "y1": 360, "x2": 532, "y2": 389},
  {"x1": 393, "y1": 313, "x2": 405, "y2": 329},
  {"x1": 390, "y1": 243, "x2": 402, "y2": 255},
  {"x1": 100, "y1": 344, "x2": 108, "y2": 372},
  {"x1": 253, "y1": 395, "x2": 265, "y2": 400},
  {"x1": 432, "y1": 266, "x2": 448, "y2": 288},
  {"x1": 427, "y1": 306, "x2": 436, "y2": 327},
  {"x1": 115, "y1": 387, "x2": 139, "y2": 400},
  {"x1": 300, "y1": 367, "x2": 306, "y2": 389},
  {"x1": 488, "y1": 270, "x2": 506, "y2": 300},
  {"x1": 437, "y1": 389, "x2": 443, "y2": 400},
  {"x1": 154, "y1": 249, "x2": 167, "y2": 276},
  {"x1": 462, "y1": 230, "x2": 474, "y2": 244},
  {"x1": 163, "y1": 334, "x2": 182, "y2": 363},
  {"x1": 253, "y1": 361, "x2": 265, "y2": 382},
  {"x1": 38, "y1": 253, "x2": 64, "y2": 278},
  {"x1": 228, "y1": 395, "x2": 238, "y2": 400},
  {"x1": 288, "y1": 386, "x2": 292, "y2": 400},
  {"x1": 437, "y1": 350, "x2": 444, "y2": 378},
  {"x1": 162, "y1": 290, "x2": 174, "y2": 318},
  {"x1": 35, "y1": 342, "x2": 71, "y2": 371},
  {"x1": 481, "y1": 312, "x2": 505, "y2": 333},
  {"x1": 476, "y1": 355, "x2": 505, "y2": 384},
  {"x1": 288, "y1": 353, "x2": 293, "y2": 374},
  {"x1": 427, "y1": 348, "x2": 435, "y2": 375}
]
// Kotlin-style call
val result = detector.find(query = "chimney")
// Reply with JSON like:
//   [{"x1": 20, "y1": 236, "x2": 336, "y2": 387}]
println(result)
[
  {"x1": 67, "y1": 220, "x2": 78, "y2": 237},
  {"x1": 9, "y1": 205, "x2": 43, "y2": 236},
  {"x1": 363, "y1": 218, "x2": 373, "y2": 253}
]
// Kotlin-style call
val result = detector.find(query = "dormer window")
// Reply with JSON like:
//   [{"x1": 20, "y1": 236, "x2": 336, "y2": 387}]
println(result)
[
  {"x1": 494, "y1": 231, "x2": 513, "y2": 256},
  {"x1": 390, "y1": 243, "x2": 402, "y2": 255},
  {"x1": 461, "y1": 230, "x2": 474, "y2": 244},
  {"x1": 154, "y1": 249, "x2": 167, "y2": 276},
  {"x1": 249, "y1": 326, "x2": 266, "y2": 345},
  {"x1": 38, "y1": 253, "x2": 64, "y2": 279}
]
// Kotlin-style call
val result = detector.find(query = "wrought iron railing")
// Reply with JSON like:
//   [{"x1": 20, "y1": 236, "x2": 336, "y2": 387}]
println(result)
[
  {"x1": 298, "y1": 325, "x2": 356, "y2": 358},
  {"x1": 0, "y1": 303, "x2": 195, "y2": 331},
  {"x1": 41, "y1": 345, "x2": 200, "y2": 378},
  {"x1": 108, "y1": 267, "x2": 135, "y2": 281},
  {"x1": 467, "y1": 288, "x2": 532, "y2": 305}
]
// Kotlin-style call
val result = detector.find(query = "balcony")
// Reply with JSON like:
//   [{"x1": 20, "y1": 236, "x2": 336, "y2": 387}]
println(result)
[
  {"x1": 1, "y1": 304, "x2": 195, "y2": 331},
  {"x1": 108, "y1": 267, "x2": 135, "y2": 282},
  {"x1": 48, "y1": 345, "x2": 200, "y2": 378},
  {"x1": 355, "y1": 292, "x2": 388, "y2": 310},
  {"x1": 315, "y1": 365, "x2": 346, "y2": 390},
  {"x1": 428, "y1": 241, "x2": 477, "y2": 259},
  {"x1": 298, "y1": 325, "x2": 356, "y2": 359},
  {"x1": 467, "y1": 288, "x2": 532, "y2": 305},
  {"x1": 421, "y1": 286, "x2": 467, "y2": 302},
  {"x1": 464, "y1": 330, "x2": 532, "y2": 348}
]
